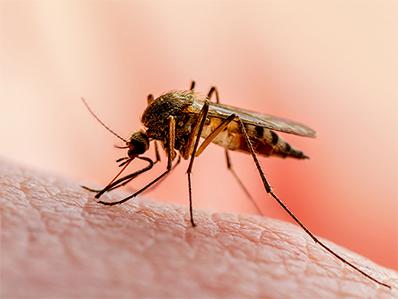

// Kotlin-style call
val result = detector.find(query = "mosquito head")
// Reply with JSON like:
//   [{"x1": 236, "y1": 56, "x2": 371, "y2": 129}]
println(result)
[{"x1": 127, "y1": 131, "x2": 150, "y2": 158}]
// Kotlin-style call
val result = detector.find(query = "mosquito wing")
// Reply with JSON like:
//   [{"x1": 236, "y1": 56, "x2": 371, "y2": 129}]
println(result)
[{"x1": 191, "y1": 99, "x2": 316, "y2": 137}]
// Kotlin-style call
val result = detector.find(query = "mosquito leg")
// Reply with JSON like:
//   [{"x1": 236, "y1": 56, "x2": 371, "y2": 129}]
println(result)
[
  {"x1": 82, "y1": 157, "x2": 154, "y2": 194},
  {"x1": 92, "y1": 157, "x2": 154, "y2": 196},
  {"x1": 147, "y1": 94, "x2": 154, "y2": 105},
  {"x1": 98, "y1": 116, "x2": 177, "y2": 206},
  {"x1": 98, "y1": 169, "x2": 170, "y2": 206},
  {"x1": 84, "y1": 165, "x2": 151, "y2": 194},
  {"x1": 96, "y1": 157, "x2": 153, "y2": 196},
  {"x1": 195, "y1": 113, "x2": 235, "y2": 156},
  {"x1": 82, "y1": 159, "x2": 133, "y2": 195},
  {"x1": 143, "y1": 155, "x2": 182, "y2": 194},
  {"x1": 224, "y1": 139, "x2": 261, "y2": 213},
  {"x1": 99, "y1": 160, "x2": 157, "y2": 193},
  {"x1": 185, "y1": 101, "x2": 210, "y2": 227},
  {"x1": 119, "y1": 154, "x2": 181, "y2": 196},
  {"x1": 154, "y1": 141, "x2": 161, "y2": 162},
  {"x1": 81, "y1": 185, "x2": 102, "y2": 193},
  {"x1": 236, "y1": 116, "x2": 390, "y2": 289},
  {"x1": 207, "y1": 86, "x2": 220, "y2": 104},
  {"x1": 226, "y1": 149, "x2": 263, "y2": 213},
  {"x1": 206, "y1": 86, "x2": 262, "y2": 214}
]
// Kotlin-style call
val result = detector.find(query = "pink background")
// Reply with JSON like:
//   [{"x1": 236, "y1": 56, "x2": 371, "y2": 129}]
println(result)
[{"x1": 1, "y1": 1, "x2": 397, "y2": 270}]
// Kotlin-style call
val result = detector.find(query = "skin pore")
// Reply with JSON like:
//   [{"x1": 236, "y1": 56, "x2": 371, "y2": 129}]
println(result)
[{"x1": 1, "y1": 160, "x2": 397, "y2": 298}]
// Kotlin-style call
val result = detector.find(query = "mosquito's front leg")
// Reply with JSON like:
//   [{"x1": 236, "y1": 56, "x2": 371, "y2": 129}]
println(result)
[
  {"x1": 82, "y1": 156, "x2": 155, "y2": 195},
  {"x1": 96, "y1": 157, "x2": 155, "y2": 195},
  {"x1": 154, "y1": 141, "x2": 161, "y2": 162},
  {"x1": 98, "y1": 116, "x2": 177, "y2": 206}
]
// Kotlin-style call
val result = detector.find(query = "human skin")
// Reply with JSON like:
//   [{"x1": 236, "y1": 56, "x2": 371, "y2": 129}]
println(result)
[
  {"x1": 1, "y1": 160, "x2": 397, "y2": 299},
  {"x1": 1, "y1": 0, "x2": 397, "y2": 272}
]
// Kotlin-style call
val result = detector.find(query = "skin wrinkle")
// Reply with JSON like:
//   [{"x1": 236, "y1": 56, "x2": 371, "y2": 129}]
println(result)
[
  {"x1": 20, "y1": 177, "x2": 85, "y2": 268},
  {"x1": 1, "y1": 160, "x2": 397, "y2": 299}
]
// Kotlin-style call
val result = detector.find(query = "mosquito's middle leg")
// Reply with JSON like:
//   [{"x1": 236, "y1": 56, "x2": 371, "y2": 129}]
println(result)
[
  {"x1": 185, "y1": 101, "x2": 210, "y2": 227},
  {"x1": 207, "y1": 86, "x2": 261, "y2": 214},
  {"x1": 207, "y1": 86, "x2": 220, "y2": 104}
]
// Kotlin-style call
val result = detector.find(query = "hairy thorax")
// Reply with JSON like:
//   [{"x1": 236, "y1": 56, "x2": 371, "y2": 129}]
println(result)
[{"x1": 141, "y1": 91, "x2": 200, "y2": 157}]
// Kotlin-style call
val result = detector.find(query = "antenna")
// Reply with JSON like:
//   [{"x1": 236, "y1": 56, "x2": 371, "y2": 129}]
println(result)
[{"x1": 81, "y1": 97, "x2": 127, "y2": 143}]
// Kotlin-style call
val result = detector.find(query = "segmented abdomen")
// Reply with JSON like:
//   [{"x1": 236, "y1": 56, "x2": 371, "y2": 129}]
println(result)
[{"x1": 201, "y1": 117, "x2": 308, "y2": 159}]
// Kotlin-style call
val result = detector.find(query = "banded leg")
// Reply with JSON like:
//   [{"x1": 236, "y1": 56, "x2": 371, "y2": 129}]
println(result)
[
  {"x1": 98, "y1": 115, "x2": 177, "y2": 206},
  {"x1": 236, "y1": 116, "x2": 390, "y2": 289},
  {"x1": 207, "y1": 86, "x2": 262, "y2": 214}
]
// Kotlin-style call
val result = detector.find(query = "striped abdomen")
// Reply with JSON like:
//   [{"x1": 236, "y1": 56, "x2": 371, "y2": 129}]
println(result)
[{"x1": 200, "y1": 117, "x2": 308, "y2": 159}]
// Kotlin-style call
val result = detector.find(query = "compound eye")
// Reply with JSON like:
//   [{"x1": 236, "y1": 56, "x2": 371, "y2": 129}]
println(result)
[
  {"x1": 127, "y1": 131, "x2": 149, "y2": 158},
  {"x1": 129, "y1": 140, "x2": 146, "y2": 155}
]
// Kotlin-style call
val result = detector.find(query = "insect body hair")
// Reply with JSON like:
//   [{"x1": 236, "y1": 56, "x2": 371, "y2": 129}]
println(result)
[{"x1": 141, "y1": 91, "x2": 201, "y2": 154}]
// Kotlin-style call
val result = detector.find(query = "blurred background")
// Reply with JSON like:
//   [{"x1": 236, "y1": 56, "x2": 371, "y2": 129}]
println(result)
[{"x1": 1, "y1": 1, "x2": 397, "y2": 270}]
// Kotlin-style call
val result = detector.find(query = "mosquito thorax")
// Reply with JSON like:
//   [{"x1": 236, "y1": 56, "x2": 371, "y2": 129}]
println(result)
[
  {"x1": 141, "y1": 91, "x2": 198, "y2": 146},
  {"x1": 141, "y1": 91, "x2": 194, "y2": 130},
  {"x1": 127, "y1": 131, "x2": 149, "y2": 158}
]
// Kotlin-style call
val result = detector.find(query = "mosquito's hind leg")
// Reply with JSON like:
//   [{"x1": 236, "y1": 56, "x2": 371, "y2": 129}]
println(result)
[
  {"x1": 81, "y1": 185, "x2": 101, "y2": 193},
  {"x1": 207, "y1": 86, "x2": 220, "y2": 104},
  {"x1": 235, "y1": 116, "x2": 391, "y2": 289},
  {"x1": 82, "y1": 158, "x2": 154, "y2": 195},
  {"x1": 85, "y1": 156, "x2": 155, "y2": 198},
  {"x1": 206, "y1": 86, "x2": 262, "y2": 214}
]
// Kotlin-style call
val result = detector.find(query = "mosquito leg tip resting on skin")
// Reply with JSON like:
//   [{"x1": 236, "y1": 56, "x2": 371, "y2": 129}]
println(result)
[{"x1": 236, "y1": 117, "x2": 391, "y2": 289}]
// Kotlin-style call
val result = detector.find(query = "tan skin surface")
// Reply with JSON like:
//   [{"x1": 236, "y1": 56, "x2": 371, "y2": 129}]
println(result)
[{"x1": 1, "y1": 160, "x2": 397, "y2": 299}]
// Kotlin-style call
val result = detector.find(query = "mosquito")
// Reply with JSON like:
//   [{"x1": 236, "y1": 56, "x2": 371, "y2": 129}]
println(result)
[{"x1": 81, "y1": 81, "x2": 390, "y2": 289}]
